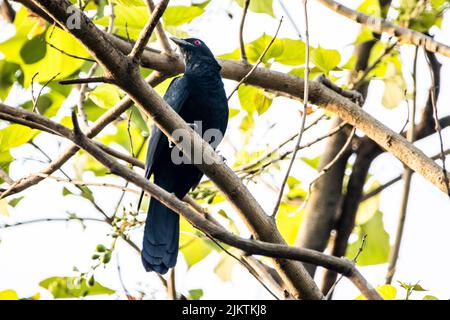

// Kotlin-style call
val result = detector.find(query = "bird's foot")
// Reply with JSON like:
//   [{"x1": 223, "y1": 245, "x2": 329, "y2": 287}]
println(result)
[{"x1": 169, "y1": 123, "x2": 200, "y2": 148}]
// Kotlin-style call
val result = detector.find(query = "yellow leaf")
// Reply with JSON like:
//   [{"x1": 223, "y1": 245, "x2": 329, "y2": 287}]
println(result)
[
  {"x1": 0, "y1": 199, "x2": 9, "y2": 217},
  {"x1": 356, "y1": 284, "x2": 397, "y2": 300}
]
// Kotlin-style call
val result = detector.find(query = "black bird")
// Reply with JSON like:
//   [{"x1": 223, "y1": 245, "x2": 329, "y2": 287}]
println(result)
[{"x1": 139, "y1": 37, "x2": 229, "y2": 274}]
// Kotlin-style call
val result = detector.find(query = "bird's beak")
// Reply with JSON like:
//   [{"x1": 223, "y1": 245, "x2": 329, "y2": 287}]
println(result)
[{"x1": 170, "y1": 37, "x2": 194, "y2": 48}]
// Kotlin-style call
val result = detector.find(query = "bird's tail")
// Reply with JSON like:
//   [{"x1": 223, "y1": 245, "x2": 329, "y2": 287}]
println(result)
[{"x1": 142, "y1": 198, "x2": 179, "y2": 274}]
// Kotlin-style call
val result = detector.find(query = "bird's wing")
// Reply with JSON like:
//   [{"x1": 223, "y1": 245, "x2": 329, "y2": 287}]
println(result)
[{"x1": 144, "y1": 76, "x2": 190, "y2": 180}]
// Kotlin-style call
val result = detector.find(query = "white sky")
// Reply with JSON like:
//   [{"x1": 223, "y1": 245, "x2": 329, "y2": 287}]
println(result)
[{"x1": 0, "y1": 0, "x2": 449, "y2": 300}]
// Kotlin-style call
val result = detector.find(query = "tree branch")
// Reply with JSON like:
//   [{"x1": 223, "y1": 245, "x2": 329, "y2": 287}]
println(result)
[
  {"x1": 11, "y1": 0, "x2": 323, "y2": 299},
  {"x1": 315, "y1": 0, "x2": 450, "y2": 58},
  {"x1": 129, "y1": 0, "x2": 170, "y2": 62},
  {"x1": 0, "y1": 102, "x2": 381, "y2": 300}
]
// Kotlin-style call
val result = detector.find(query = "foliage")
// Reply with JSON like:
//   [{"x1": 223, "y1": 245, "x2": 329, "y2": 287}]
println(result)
[{"x1": 0, "y1": 0, "x2": 446, "y2": 300}]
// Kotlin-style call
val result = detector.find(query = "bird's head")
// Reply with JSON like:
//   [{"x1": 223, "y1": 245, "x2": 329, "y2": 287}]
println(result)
[{"x1": 170, "y1": 37, "x2": 221, "y2": 74}]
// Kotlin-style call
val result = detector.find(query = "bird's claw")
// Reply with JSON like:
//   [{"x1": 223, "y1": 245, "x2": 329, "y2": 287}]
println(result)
[{"x1": 169, "y1": 123, "x2": 199, "y2": 148}]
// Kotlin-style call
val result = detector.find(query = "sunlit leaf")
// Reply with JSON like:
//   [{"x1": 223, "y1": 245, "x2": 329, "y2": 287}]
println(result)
[
  {"x1": 238, "y1": 84, "x2": 273, "y2": 115},
  {"x1": 163, "y1": 6, "x2": 205, "y2": 26},
  {"x1": 188, "y1": 289, "x2": 204, "y2": 300},
  {"x1": 0, "y1": 124, "x2": 38, "y2": 152},
  {"x1": 357, "y1": 0, "x2": 381, "y2": 17},
  {"x1": 346, "y1": 210, "x2": 390, "y2": 266},
  {"x1": 235, "y1": 0, "x2": 274, "y2": 17},
  {"x1": 276, "y1": 202, "x2": 303, "y2": 245},
  {"x1": 214, "y1": 253, "x2": 236, "y2": 282},
  {"x1": 356, "y1": 284, "x2": 396, "y2": 300},
  {"x1": 89, "y1": 84, "x2": 123, "y2": 109},
  {"x1": 39, "y1": 276, "x2": 115, "y2": 298},
  {"x1": 180, "y1": 217, "x2": 213, "y2": 267},
  {"x1": 310, "y1": 46, "x2": 341, "y2": 73},
  {"x1": 0, "y1": 290, "x2": 19, "y2": 300}
]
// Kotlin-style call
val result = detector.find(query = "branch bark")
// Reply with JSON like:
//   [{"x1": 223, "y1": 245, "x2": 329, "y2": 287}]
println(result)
[
  {"x1": 26, "y1": 0, "x2": 323, "y2": 300},
  {"x1": 0, "y1": 102, "x2": 381, "y2": 300},
  {"x1": 315, "y1": 0, "x2": 450, "y2": 58}
]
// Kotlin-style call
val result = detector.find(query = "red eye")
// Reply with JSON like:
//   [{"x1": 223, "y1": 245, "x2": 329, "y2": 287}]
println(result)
[{"x1": 193, "y1": 40, "x2": 202, "y2": 46}]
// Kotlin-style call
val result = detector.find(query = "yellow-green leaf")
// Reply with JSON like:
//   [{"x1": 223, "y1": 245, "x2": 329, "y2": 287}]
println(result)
[
  {"x1": 311, "y1": 46, "x2": 341, "y2": 73},
  {"x1": 356, "y1": 284, "x2": 396, "y2": 300},
  {"x1": 0, "y1": 290, "x2": 19, "y2": 300}
]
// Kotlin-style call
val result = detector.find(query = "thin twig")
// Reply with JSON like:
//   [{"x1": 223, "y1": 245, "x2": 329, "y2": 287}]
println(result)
[
  {"x1": 325, "y1": 234, "x2": 367, "y2": 299},
  {"x1": 424, "y1": 51, "x2": 450, "y2": 197},
  {"x1": 277, "y1": 0, "x2": 302, "y2": 39},
  {"x1": 147, "y1": 0, "x2": 172, "y2": 53},
  {"x1": 239, "y1": 0, "x2": 250, "y2": 63},
  {"x1": 77, "y1": 64, "x2": 98, "y2": 128},
  {"x1": 227, "y1": 17, "x2": 284, "y2": 101},
  {"x1": 386, "y1": 47, "x2": 418, "y2": 284},
  {"x1": 361, "y1": 148, "x2": 450, "y2": 202},
  {"x1": 299, "y1": 127, "x2": 355, "y2": 214},
  {"x1": 59, "y1": 76, "x2": 113, "y2": 85},
  {"x1": 31, "y1": 72, "x2": 60, "y2": 113},
  {"x1": 44, "y1": 39, "x2": 95, "y2": 62},
  {"x1": 0, "y1": 216, "x2": 106, "y2": 229},
  {"x1": 271, "y1": 3, "x2": 308, "y2": 218},
  {"x1": 129, "y1": 0, "x2": 170, "y2": 62}
]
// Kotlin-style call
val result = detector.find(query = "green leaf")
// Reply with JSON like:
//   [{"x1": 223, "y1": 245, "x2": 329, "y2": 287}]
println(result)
[
  {"x1": 8, "y1": 196, "x2": 24, "y2": 208},
  {"x1": 100, "y1": 120, "x2": 146, "y2": 156},
  {"x1": 357, "y1": 0, "x2": 381, "y2": 17},
  {"x1": 228, "y1": 108, "x2": 240, "y2": 118},
  {"x1": 346, "y1": 211, "x2": 390, "y2": 266},
  {"x1": 39, "y1": 276, "x2": 115, "y2": 298},
  {"x1": 0, "y1": 151, "x2": 13, "y2": 181},
  {"x1": 163, "y1": 6, "x2": 205, "y2": 27},
  {"x1": 382, "y1": 75, "x2": 406, "y2": 109},
  {"x1": 235, "y1": 0, "x2": 274, "y2": 17},
  {"x1": 0, "y1": 124, "x2": 38, "y2": 153},
  {"x1": 112, "y1": 0, "x2": 144, "y2": 5},
  {"x1": 286, "y1": 176, "x2": 307, "y2": 200},
  {"x1": 0, "y1": 290, "x2": 19, "y2": 300},
  {"x1": 88, "y1": 84, "x2": 122, "y2": 109},
  {"x1": 276, "y1": 202, "x2": 303, "y2": 245},
  {"x1": 354, "y1": 28, "x2": 375, "y2": 45},
  {"x1": 0, "y1": 12, "x2": 89, "y2": 86},
  {"x1": 301, "y1": 156, "x2": 321, "y2": 170},
  {"x1": 214, "y1": 253, "x2": 236, "y2": 282},
  {"x1": 96, "y1": 5, "x2": 149, "y2": 39},
  {"x1": 20, "y1": 36, "x2": 47, "y2": 64},
  {"x1": 239, "y1": 114, "x2": 254, "y2": 132},
  {"x1": 21, "y1": 90, "x2": 65, "y2": 118},
  {"x1": 356, "y1": 284, "x2": 396, "y2": 300},
  {"x1": 0, "y1": 199, "x2": 9, "y2": 217},
  {"x1": 423, "y1": 295, "x2": 438, "y2": 300},
  {"x1": 180, "y1": 217, "x2": 213, "y2": 267},
  {"x1": 220, "y1": 35, "x2": 306, "y2": 66},
  {"x1": 398, "y1": 281, "x2": 428, "y2": 292},
  {"x1": 188, "y1": 289, "x2": 204, "y2": 300},
  {"x1": 238, "y1": 84, "x2": 273, "y2": 115},
  {"x1": 310, "y1": 46, "x2": 341, "y2": 73},
  {"x1": 0, "y1": 60, "x2": 19, "y2": 101}
]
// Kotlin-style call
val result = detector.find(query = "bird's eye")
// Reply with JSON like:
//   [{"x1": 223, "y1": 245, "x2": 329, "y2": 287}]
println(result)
[{"x1": 193, "y1": 40, "x2": 202, "y2": 46}]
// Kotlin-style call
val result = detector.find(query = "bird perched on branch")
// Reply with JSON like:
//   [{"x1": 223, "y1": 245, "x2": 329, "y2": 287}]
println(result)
[{"x1": 138, "y1": 37, "x2": 229, "y2": 274}]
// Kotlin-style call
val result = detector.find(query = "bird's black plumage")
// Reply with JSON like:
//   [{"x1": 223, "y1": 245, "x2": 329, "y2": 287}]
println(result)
[{"x1": 140, "y1": 37, "x2": 229, "y2": 274}]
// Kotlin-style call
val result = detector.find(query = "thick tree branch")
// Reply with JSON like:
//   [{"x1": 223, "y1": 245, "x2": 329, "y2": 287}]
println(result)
[
  {"x1": 0, "y1": 102, "x2": 381, "y2": 300},
  {"x1": 0, "y1": 71, "x2": 168, "y2": 199},
  {"x1": 24, "y1": 0, "x2": 323, "y2": 299},
  {"x1": 315, "y1": 0, "x2": 450, "y2": 58}
]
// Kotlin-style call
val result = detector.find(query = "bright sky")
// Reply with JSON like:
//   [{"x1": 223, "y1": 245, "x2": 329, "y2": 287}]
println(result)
[{"x1": 0, "y1": 0, "x2": 449, "y2": 300}]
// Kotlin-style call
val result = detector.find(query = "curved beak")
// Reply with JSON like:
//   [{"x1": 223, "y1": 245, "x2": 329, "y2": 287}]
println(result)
[{"x1": 170, "y1": 37, "x2": 194, "y2": 48}]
